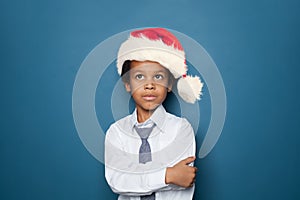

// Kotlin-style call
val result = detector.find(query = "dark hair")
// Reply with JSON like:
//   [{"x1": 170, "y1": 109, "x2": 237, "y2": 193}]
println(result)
[
  {"x1": 120, "y1": 60, "x2": 175, "y2": 86},
  {"x1": 121, "y1": 60, "x2": 132, "y2": 83}
]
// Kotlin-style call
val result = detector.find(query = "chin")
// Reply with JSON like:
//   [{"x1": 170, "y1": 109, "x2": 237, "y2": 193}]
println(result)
[{"x1": 141, "y1": 103, "x2": 160, "y2": 112}]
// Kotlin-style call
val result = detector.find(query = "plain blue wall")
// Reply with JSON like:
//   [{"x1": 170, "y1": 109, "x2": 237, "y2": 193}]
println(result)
[{"x1": 1, "y1": 0, "x2": 299, "y2": 199}]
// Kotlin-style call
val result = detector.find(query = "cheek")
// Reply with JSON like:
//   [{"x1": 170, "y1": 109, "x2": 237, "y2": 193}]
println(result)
[
  {"x1": 156, "y1": 81, "x2": 169, "y2": 88},
  {"x1": 156, "y1": 85, "x2": 169, "y2": 95},
  {"x1": 129, "y1": 83, "x2": 144, "y2": 94}
]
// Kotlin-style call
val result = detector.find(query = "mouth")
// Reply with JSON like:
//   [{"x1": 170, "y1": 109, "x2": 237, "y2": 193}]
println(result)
[{"x1": 142, "y1": 94, "x2": 157, "y2": 101}]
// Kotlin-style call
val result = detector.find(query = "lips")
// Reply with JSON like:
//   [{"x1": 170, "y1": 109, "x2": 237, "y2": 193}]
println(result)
[{"x1": 142, "y1": 94, "x2": 157, "y2": 101}]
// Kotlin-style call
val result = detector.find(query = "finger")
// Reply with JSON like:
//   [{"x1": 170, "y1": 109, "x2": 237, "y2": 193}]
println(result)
[
  {"x1": 182, "y1": 156, "x2": 196, "y2": 165},
  {"x1": 187, "y1": 166, "x2": 197, "y2": 173}
]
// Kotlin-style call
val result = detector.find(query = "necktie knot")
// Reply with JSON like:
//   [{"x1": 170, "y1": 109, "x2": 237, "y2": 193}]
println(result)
[{"x1": 134, "y1": 125, "x2": 155, "y2": 139}]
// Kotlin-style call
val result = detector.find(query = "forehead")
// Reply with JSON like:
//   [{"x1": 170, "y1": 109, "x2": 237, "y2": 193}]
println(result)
[{"x1": 130, "y1": 60, "x2": 168, "y2": 73}]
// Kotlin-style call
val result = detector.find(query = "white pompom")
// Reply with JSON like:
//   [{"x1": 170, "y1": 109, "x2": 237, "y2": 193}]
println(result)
[{"x1": 177, "y1": 75, "x2": 203, "y2": 103}]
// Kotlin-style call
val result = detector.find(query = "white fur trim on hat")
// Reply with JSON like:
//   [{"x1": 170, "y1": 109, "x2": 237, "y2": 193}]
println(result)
[{"x1": 117, "y1": 36, "x2": 186, "y2": 79}]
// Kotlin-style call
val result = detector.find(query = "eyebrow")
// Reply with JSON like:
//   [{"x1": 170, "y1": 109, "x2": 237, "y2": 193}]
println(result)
[
  {"x1": 131, "y1": 69, "x2": 167, "y2": 74},
  {"x1": 154, "y1": 70, "x2": 167, "y2": 73}
]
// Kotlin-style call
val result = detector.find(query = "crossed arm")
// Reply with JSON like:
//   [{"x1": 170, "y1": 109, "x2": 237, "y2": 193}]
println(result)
[{"x1": 105, "y1": 121, "x2": 197, "y2": 196}]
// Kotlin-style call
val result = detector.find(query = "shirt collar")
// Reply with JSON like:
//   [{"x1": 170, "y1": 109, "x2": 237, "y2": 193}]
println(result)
[{"x1": 130, "y1": 105, "x2": 166, "y2": 132}]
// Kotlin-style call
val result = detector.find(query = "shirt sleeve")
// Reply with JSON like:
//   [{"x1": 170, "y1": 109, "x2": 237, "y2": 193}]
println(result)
[
  {"x1": 161, "y1": 118, "x2": 196, "y2": 191},
  {"x1": 104, "y1": 118, "x2": 196, "y2": 196}
]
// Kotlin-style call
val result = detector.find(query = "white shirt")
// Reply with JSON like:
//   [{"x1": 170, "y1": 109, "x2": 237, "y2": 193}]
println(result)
[{"x1": 105, "y1": 105, "x2": 196, "y2": 200}]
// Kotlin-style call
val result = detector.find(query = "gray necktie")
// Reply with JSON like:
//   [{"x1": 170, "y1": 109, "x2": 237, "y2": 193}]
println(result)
[{"x1": 134, "y1": 125, "x2": 156, "y2": 200}]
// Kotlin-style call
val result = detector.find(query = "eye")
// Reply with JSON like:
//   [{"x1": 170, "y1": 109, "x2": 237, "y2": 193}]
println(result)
[
  {"x1": 154, "y1": 74, "x2": 164, "y2": 80},
  {"x1": 135, "y1": 74, "x2": 144, "y2": 80}
]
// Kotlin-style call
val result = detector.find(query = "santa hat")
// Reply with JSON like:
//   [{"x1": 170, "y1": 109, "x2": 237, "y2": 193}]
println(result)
[{"x1": 117, "y1": 27, "x2": 203, "y2": 103}]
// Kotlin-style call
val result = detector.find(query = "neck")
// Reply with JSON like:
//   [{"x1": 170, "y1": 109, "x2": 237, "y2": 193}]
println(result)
[{"x1": 136, "y1": 107, "x2": 155, "y2": 123}]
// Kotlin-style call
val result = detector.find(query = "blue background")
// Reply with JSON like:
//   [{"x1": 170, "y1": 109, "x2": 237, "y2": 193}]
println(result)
[{"x1": 1, "y1": 0, "x2": 299, "y2": 199}]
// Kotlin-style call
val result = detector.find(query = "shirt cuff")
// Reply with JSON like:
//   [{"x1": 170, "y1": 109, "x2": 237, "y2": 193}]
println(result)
[{"x1": 147, "y1": 168, "x2": 168, "y2": 190}]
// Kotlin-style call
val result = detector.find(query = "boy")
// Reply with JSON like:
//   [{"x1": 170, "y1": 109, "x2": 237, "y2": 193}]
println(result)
[{"x1": 105, "y1": 27, "x2": 203, "y2": 200}]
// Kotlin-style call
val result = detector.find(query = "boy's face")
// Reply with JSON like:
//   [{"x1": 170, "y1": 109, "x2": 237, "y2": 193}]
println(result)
[{"x1": 124, "y1": 61, "x2": 172, "y2": 113}]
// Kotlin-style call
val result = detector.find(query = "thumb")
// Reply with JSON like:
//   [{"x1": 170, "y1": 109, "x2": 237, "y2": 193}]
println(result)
[{"x1": 181, "y1": 156, "x2": 196, "y2": 165}]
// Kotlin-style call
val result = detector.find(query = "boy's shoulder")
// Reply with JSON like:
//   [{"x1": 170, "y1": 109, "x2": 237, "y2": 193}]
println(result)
[
  {"x1": 113, "y1": 114, "x2": 132, "y2": 127},
  {"x1": 164, "y1": 110, "x2": 190, "y2": 122},
  {"x1": 154, "y1": 106, "x2": 192, "y2": 131},
  {"x1": 106, "y1": 114, "x2": 132, "y2": 134}
]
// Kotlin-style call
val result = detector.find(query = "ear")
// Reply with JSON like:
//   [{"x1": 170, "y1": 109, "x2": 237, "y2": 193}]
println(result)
[
  {"x1": 124, "y1": 82, "x2": 131, "y2": 92},
  {"x1": 167, "y1": 78, "x2": 174, "y2": 92}
]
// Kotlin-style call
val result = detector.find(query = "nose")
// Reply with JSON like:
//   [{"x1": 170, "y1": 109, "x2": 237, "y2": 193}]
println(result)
[{"x1": 144, "y1": 82, "x2": 155, "y2": 90}]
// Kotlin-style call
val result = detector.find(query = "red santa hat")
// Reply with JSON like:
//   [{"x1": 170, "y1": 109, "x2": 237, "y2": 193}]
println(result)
[{"x1": 117, "y1": 27, "x2": 203, "y2": 103}]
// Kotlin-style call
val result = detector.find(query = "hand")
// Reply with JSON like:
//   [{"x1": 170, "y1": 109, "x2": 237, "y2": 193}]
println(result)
[{"x1": 165, "y1": 156, "x2": 197, "y2": 188}]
